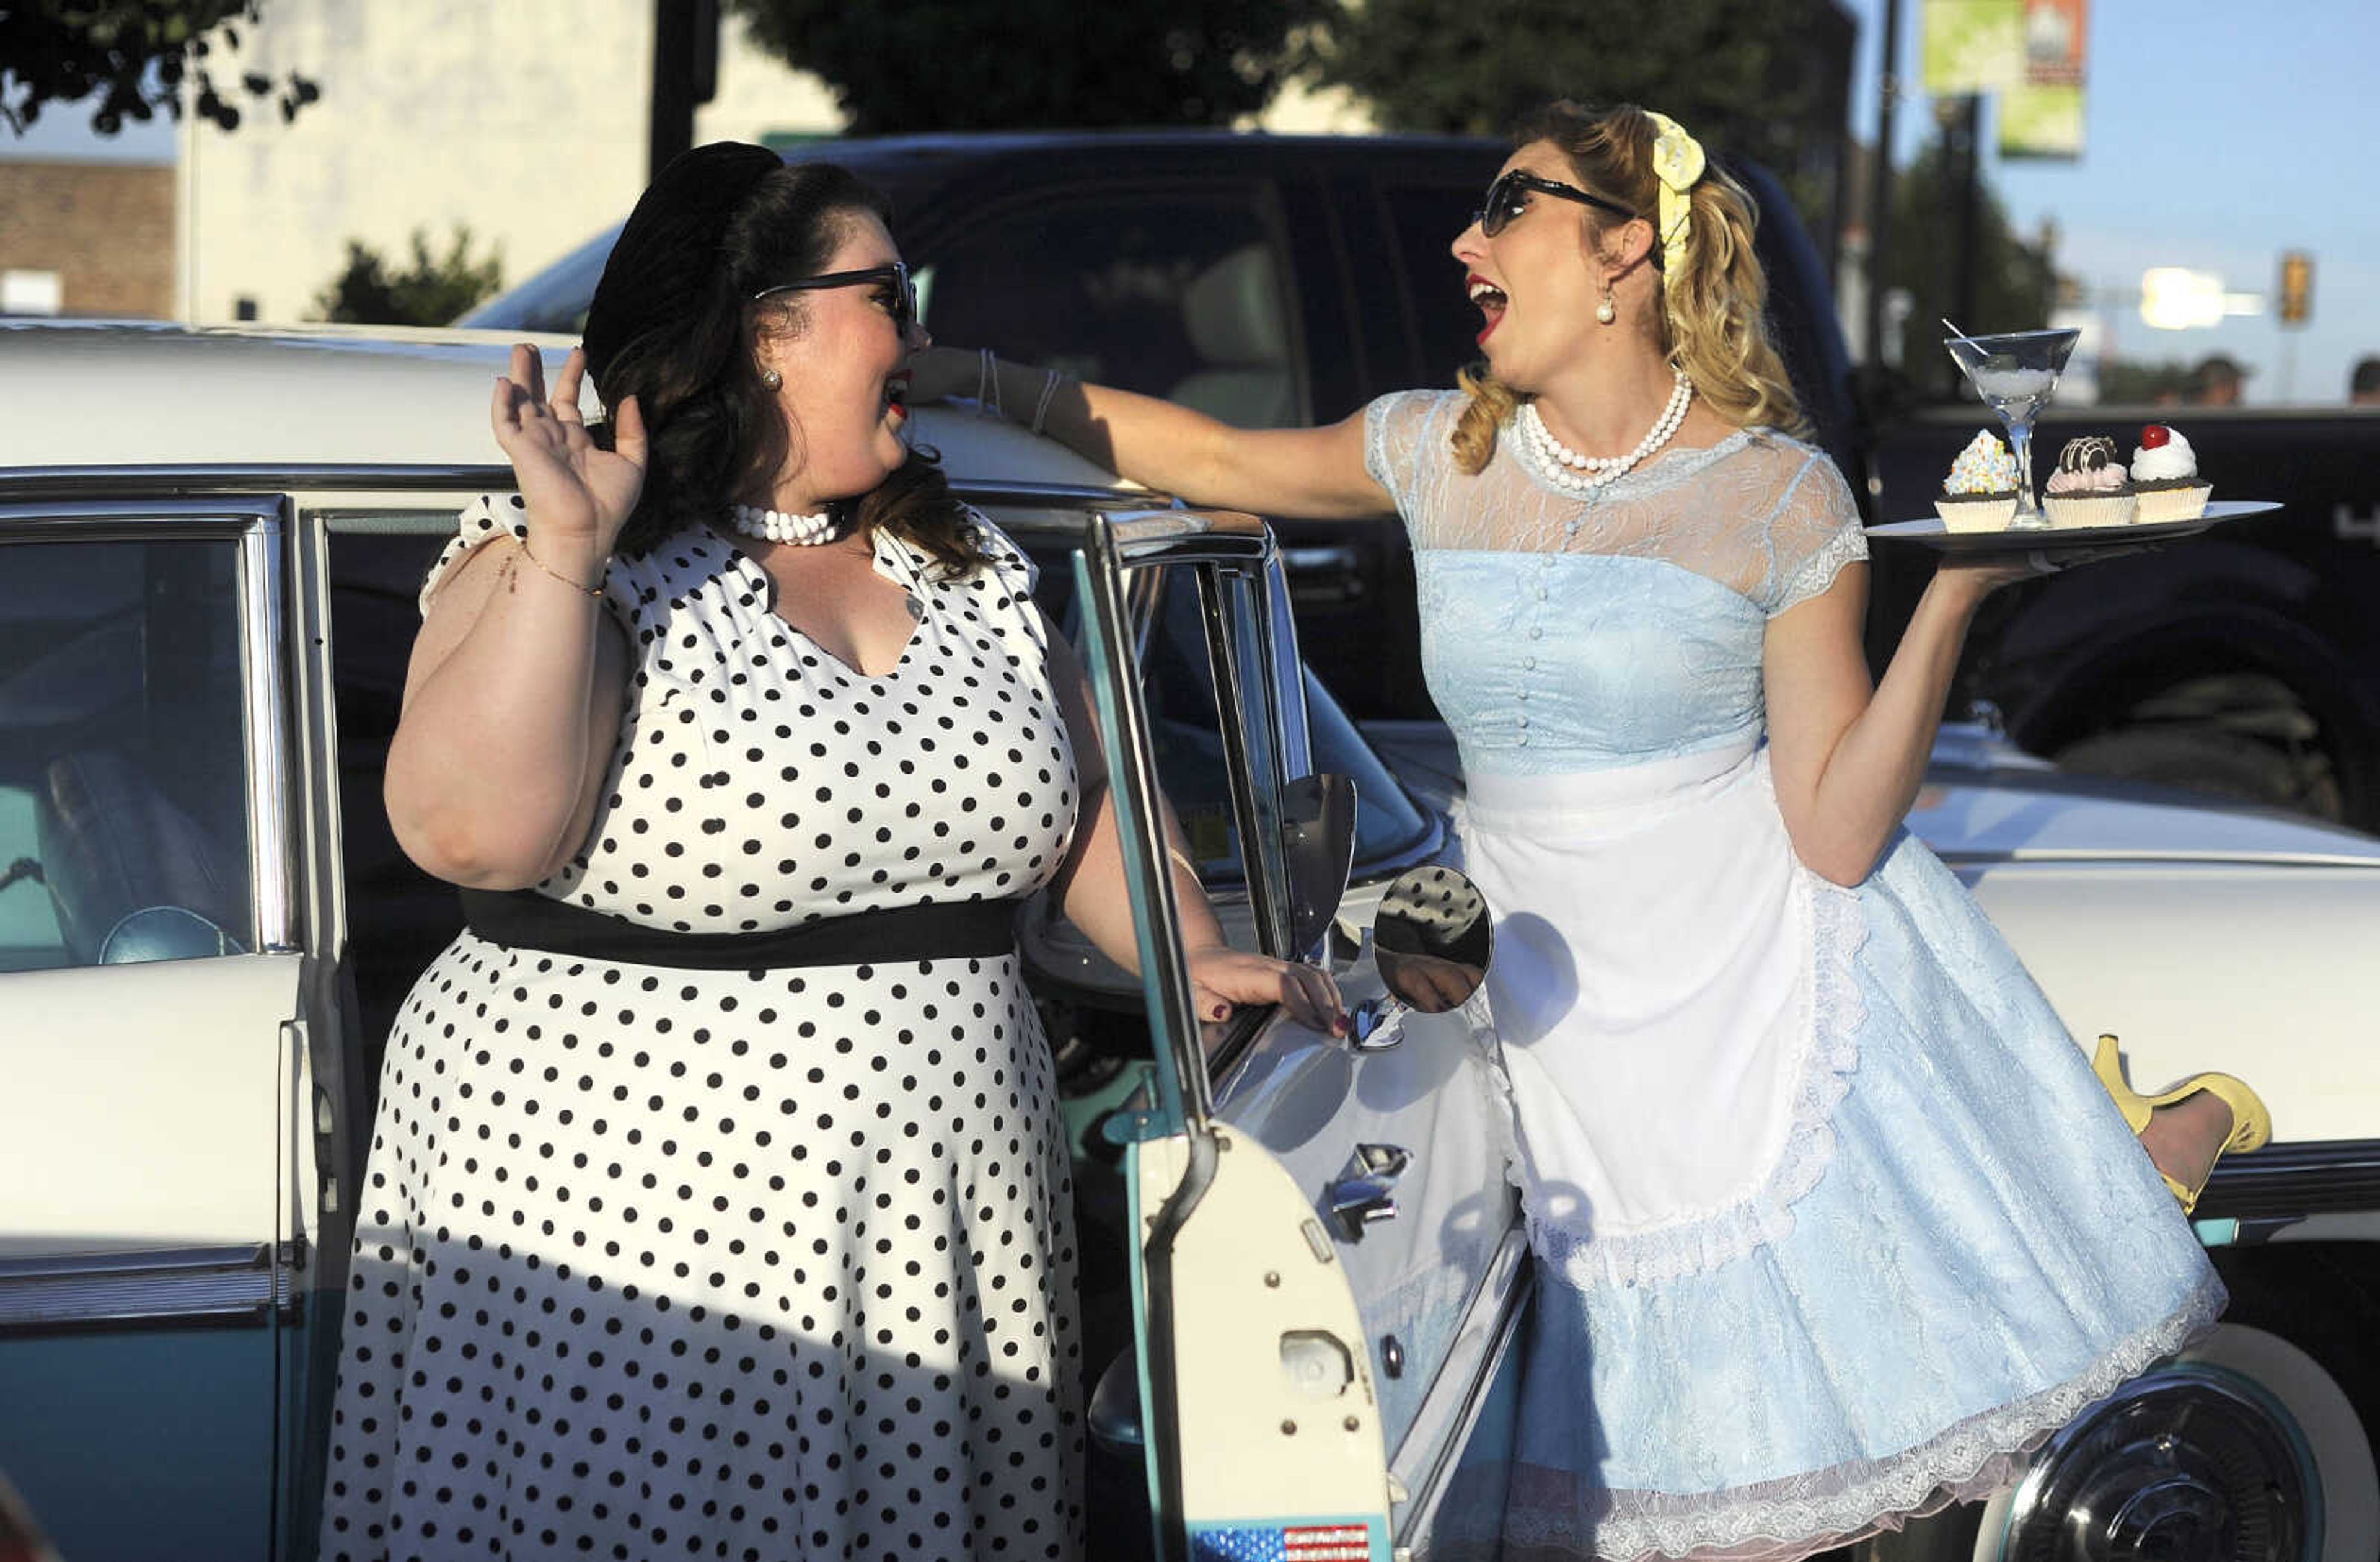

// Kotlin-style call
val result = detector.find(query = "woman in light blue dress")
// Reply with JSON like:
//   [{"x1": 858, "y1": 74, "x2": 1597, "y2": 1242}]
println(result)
[{"x1": 927, "y1": 102, "x2": 2255, "y2": 1560}]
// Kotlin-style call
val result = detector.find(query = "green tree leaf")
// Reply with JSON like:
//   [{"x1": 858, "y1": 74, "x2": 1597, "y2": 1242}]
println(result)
[
  {"x1": 1, "y1": 1, "x2": 319, "y2": 135},
  {"x1": 313, "y1": 225, "x2": 505, "y2": 327},
  {"x1": 728, "y1": 0, "x2": 1331, "y2": 132}
]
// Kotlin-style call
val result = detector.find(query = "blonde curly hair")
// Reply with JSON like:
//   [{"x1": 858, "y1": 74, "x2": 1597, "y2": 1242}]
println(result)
[{"x1": 1452, "y1": 101, "x2": 1807, "y2": 475}]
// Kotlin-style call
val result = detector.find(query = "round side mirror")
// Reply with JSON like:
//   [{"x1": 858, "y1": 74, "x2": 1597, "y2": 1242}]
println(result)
[{"x1": 1348, "y1": 865, "x2": 1492, "y2": 1048}]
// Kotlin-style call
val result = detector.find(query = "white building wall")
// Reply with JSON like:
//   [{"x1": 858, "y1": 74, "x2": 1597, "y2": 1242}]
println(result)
[{"x1": 175, "y1": 1, "x2": 837, "y2": 324}]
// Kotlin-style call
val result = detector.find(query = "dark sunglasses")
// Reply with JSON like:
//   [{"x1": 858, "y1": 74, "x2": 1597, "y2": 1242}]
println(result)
[
  {"x1": 751, "y1": 260, "x2": 916, "y2": 333},
  {"x1": 1474, "y1": 170, "x2": 1642, "y2": 239}
]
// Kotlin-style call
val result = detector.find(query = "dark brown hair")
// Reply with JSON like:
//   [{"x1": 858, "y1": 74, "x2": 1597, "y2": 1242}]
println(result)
[{"x1": 586, "y1": 152, "x2": 989, "y2": 574}]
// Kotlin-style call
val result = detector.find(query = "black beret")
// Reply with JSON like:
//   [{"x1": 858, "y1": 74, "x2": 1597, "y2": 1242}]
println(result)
[{"x1": 581, "y1": 141, "x2": 784, "y2": 392}]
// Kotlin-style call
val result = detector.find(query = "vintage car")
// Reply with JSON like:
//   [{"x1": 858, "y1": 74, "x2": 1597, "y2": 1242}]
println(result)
[{"x1": 6, "y1": 322, "x2": 2380, "y2": 1562}]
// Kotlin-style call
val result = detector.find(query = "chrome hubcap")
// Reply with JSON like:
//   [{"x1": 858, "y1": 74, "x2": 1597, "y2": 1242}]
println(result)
[{"x1": 2000, "y1": 1366, "x2": 2316, "y2": 1562}]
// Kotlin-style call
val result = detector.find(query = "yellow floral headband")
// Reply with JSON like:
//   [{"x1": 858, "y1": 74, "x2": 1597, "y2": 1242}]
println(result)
[{"x1": 1643, "y1": 111, "x2": 1705, "y2": 283}]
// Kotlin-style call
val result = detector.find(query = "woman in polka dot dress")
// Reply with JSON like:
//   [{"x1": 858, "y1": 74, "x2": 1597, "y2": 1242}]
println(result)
[{"x1": 317, "y1": 145, "x2": 1344, "y2": 1562}]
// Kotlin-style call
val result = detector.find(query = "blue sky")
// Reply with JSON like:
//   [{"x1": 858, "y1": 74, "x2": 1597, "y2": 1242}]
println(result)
[
  {"x1": 1840, "y1": 0, "x2": 2380, "y2": 402},
  {"x1": 9, "y1": 2, "x2": 2376, "y2": 400}
]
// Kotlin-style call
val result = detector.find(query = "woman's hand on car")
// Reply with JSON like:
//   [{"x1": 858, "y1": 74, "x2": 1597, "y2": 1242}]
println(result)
[
  {"x1": 1376, "y1": 949, "x2": 1486, "y2": 1014},
  {"x1": 1187, "y1": 945, "x2": 1348, "y2": 1038},
  {"x1": 491, "y1": 343, "x2": 646, "y2": 555}
]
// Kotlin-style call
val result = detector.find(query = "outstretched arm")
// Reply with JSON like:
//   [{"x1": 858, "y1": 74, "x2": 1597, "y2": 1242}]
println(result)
[{"x1": 912, "y1": 346, "x2": 1395, "y2": 521}]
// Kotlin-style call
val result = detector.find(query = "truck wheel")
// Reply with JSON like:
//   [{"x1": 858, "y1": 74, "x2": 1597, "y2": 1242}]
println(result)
[
  {"x1": 2053, "y1": 725, "x2": 2330, "y2": 817},
  {"x1": 1962, "y1": 1322, "x2": 2377, "y2": 1562}
]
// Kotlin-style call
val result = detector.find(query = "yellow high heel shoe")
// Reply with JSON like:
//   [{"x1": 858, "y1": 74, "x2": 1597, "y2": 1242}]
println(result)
[{"x1": 2091, "y1": 1033, "x2": 2273, "y2": 1215}]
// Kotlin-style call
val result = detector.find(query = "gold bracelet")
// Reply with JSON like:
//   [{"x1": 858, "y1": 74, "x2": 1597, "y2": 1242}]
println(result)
[
  {"x1": 519, "y1": 536, "x2": 606, "y2": 597},
  {"x1": 1166, "y1": 845, "x2": 1201, "y2": 877}
]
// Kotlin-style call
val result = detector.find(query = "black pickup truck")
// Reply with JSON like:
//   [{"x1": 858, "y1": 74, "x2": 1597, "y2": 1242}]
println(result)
[
  {"x1": 1869, "y1": 405, "x2": 2380, "y2": 827},
  {"x1": 464, "y1": 128, "x2": 2380, "y2": 829}
]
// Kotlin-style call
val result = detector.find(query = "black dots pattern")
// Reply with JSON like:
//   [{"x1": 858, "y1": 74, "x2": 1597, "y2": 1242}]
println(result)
[{"x1": 322, "y1": 501, "x2": 1084, "y2": 1560}]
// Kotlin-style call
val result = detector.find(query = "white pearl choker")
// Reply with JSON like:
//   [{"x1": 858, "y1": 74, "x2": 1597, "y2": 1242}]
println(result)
[
  {"x1": 726, "y1": 503, "x2": 838, "y2": 546},
  {"x1": 1516, "y1": 368, "x2": 1695, "y2": 493}
]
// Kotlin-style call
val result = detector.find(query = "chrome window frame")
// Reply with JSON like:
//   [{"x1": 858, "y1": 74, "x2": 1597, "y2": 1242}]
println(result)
[{"x1": 0, "y1": 493, "x2": 293, "y2": 962}]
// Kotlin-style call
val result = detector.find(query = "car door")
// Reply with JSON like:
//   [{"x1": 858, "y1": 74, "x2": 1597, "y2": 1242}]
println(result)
[
  {"x1": 1068, "y1": 505, "x2": 1524, "y2": 1559},
  {"x1": 1059, "y1": 506, "x2": 1390, "y2": 1560},
  {"x1": 0, "y1": 490, "x2": 322, "y2": 1561}
]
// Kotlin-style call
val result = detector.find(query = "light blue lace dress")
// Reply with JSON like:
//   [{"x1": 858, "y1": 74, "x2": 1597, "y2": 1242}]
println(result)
[{"x1": 1365, "y1": 390, "x2": 2223, "y2": 1562}]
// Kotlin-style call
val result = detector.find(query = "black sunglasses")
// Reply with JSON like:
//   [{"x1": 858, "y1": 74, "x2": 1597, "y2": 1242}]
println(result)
[
  {"x1": 752, "y1": 260, "x2": 916, "y2": 333},
  {"x1": 1474, "y1": 170, "x2": 1642, "y2": 239}
]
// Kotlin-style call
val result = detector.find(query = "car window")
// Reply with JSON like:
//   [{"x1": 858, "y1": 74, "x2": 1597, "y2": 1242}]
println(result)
[
  {"x1": 1016, "y1": 536, "x2": 1435, "y2": 886},
  {"x1": 921, "y1": 190, "x2": 1304, "y2": 430},
  {"x1": 0, "y1": 537, "x2": 255, "y2": 969}
]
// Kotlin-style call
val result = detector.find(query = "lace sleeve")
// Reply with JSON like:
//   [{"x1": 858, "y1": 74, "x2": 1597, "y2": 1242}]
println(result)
[
  {"x1": 1764, "y1": 453, "x2": 1868, "y2": 617},
  {"x1": 1363, "y1": 389, "x2": 1461, "y2": 549}
]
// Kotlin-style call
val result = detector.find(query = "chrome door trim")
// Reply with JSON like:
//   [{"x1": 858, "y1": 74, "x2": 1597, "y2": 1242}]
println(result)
[
  {"x1": 240, "y1": 510, "x2": 300, "y2": 953},
  {"x1": 1076, "y1": 517, "x2": 1215, "y2": 1132},
  {"x1": 1197, "y1": 565, "x2": 1293, "y2": 958},
  {"x1": 2196, "y1": 1138, "x2": 2380, "y2": 1220},
  {"x1": 1391, "y1": 1229, "x2": 1535, "y2": 1545},
  {"x1": 1259, "y1": 552, "x2": 1313, "y2": 780},
  {"x1": 0, "y1": 1242, "x2": 301, "y2": 1335}
]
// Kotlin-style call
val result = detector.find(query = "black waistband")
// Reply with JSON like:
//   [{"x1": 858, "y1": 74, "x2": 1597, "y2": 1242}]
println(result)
[{"x1": 458, "y1": 889, "x2": 1019, "y2": 970}]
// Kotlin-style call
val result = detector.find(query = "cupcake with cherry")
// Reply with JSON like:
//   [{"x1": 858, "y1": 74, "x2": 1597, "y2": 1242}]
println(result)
[
  {"x1": 2044, "y1": 435, "x2": 2135, "y2": 527},
  {"x1": 2129, "y1": 424, "x2": 2211, "y2": 522},
  {"x1": 1936, "y1": 430, "x2": 2022, "y2": 531}
]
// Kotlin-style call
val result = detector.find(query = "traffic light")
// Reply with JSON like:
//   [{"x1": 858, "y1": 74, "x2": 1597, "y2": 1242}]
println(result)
[{"x1": 2278, "y1": 251, "x2": 2314, "y2": 327}]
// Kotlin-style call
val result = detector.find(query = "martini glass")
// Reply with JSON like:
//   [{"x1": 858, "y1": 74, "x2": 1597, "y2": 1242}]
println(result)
[{"x1": 1943, "y1": 327, "x2": 2081, "y2": 529}]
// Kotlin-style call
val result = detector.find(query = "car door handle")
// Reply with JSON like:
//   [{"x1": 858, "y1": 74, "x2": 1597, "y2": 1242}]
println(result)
[
  {"x1": 1323, "y1": 1143, "x2": 1412, "y2": 1239},
  {"x1": 1342, "y1": 995, "x2": 1404, "y2": 1051}
]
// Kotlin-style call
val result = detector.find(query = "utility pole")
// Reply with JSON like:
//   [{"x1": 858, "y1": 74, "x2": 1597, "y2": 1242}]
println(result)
[
  {"x1": 1862, "y1": 0, "x2": 1903, "y2": 374},
  {"x1": 1947, "y1": 93, "x2": 1982, "y2": 335},
  {"x1": 649, "y1": 0, "x2": 721, "y2": 182}
]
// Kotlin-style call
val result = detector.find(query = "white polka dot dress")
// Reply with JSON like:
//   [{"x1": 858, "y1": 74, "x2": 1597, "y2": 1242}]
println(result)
[{"x1": 319, "y1": 500, "x2": 1086, "y2": 1562}]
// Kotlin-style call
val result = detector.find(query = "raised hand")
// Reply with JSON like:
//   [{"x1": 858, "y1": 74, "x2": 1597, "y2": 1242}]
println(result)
[{"x1": 490, "y1": 343, "x2": 648, "y2": 555}]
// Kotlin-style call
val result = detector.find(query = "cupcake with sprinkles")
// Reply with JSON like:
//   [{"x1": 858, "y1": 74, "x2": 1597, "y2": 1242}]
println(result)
[{"x1": 1936, "y1": 429, "x2": 2022, "y2": 531}]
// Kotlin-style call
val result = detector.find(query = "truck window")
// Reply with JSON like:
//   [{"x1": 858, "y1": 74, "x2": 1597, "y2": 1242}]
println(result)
[
  {"x1": 919, "y1": 192, "x2": 1305, "y2": 429},
  {"x1": 1383, "y1": 183, "x2": 1489, "y2": 390}
]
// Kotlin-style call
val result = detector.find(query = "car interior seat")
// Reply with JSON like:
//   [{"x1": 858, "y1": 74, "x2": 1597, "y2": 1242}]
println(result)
[
  {"x1": 1167, "y1": 244, "x2": 1298, "y2": 430},
  {"x1": 35, "y1": 748, "x2": 247, "y2": 964}
]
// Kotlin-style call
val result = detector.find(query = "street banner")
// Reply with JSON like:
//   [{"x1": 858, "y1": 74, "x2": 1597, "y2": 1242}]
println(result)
[
  {"x1": 2000, "y1": 0, "x2": 2089, "y2": 159},
  {"x1": 1923, "y1": 0, "x2": 2024, "y2": 94}
]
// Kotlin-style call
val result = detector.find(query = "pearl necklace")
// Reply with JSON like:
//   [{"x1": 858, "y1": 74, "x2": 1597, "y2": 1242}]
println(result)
[
  {"x1": 725, "y1": 503, "x2": 838, "y2": 547},
  {"x1": 1516, "y1": 369, "x2": 1694, "y2": 492}
]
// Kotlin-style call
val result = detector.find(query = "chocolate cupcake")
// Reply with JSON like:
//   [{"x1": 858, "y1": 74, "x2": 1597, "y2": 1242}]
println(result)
[{"x1": 2043, "y1": 436, "x2": 2136, "y2": 527}]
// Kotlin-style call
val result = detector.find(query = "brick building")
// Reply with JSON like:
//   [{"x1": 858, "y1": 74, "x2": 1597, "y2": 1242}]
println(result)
[{"x1": 0, "y1": 160, "x2": 175, "y2": 318}]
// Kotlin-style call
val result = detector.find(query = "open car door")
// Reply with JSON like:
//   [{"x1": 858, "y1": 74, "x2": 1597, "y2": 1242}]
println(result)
[{"x1": 1071, "y1": 508, "x2": 1395, "y2": 1562}]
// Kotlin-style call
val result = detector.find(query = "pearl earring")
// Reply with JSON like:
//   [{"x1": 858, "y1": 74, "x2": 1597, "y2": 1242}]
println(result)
[
  {"x1": 759, "y1": 368, "x2": 783, "y2": 390},
  {"x1": 1596, "y1": 284, "x2": 1618, "y2": 326}
]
